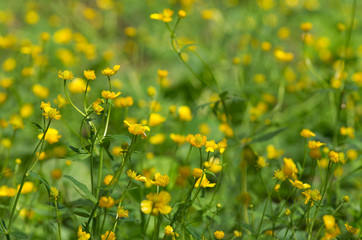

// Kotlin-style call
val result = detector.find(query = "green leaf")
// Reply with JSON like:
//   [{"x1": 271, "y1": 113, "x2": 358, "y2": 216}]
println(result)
[
  {"x1": 184, "y1": 225, "x2": 201, "y2": 239},
  {"x1": 204, "y1": 170, "x2": 216, "y2": 178},
  {"x1": 101, "y1": 138, "x2": 114, "y2": 161},
  {"x1": 10, "y1": 230, "x2": 28, "y2": 239},
  {"x1": 32, "y1": 123, "x2": 43, "y2": 131},
  {"x1": 64, "y1": 175, "x2": 97, "y2": 204},
  {"x1": 72, "y1": 208, "x2": 91, "y2": 218},
  {"x1": 219, "y1": 91, "x2": 228, "y2": 99},
  {"x1": 28, "y1": 171, "x2": 51, "y2": 197},
  {"x1": 250, "y1": 127, "x2": 288, "y2": 143},
  {"x1": 67, "y1": 153, "x2": 91, "y2": 161}
]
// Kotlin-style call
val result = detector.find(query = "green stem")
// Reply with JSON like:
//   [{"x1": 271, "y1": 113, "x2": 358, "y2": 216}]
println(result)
[
  {"x1": 55, "y1": 199, "x2": 62, "y2": 240},
  {"x1": 63, "y1": 80, "x2": 86, "y2": 117},
  {"x1": 84, "y1": 80, "x2": 90, "y2": 113},
  {"x1": 96, "y1": 147, "x2": 104, "y2": 199}
]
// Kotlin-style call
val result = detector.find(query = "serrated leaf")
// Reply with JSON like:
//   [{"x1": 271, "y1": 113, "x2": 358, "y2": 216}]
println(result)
[
  {"x1": 28, "y1": 171, "x2": 51, "y2": 197},
  {"x1": 250, "y1": 127, "x2": 288, "y2": 143},
  {"x1": 64, "y1": 175, "x2": 97, "y2": 204}
]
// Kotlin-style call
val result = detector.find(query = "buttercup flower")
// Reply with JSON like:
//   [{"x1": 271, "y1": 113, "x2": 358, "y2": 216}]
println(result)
[
  {"x1": 205, "y1": 140, "x2": 218, "y2": 152},
  {"x1": 289, "y1": 179, "x2": 311, "y2": 189},
  {"x1": 84, "y1": 70, "x2": 96, "y2": 80},
  {"x1": 345, "y1": 222, "x2": 359, "y2": 234},
  {"x1": 117, "y1": 206, "x2": 129, "y2": 218},
  {"x1": 101, "y1": 90, "x2": 121, "y2": 100},
  {"x1": 170, "y1": 133, "x2": 186, "y2": 145},
  {"x1": 300, "y1": 129, "x2": 315, "y2": 138},
  {"x1": 178, "y1": 105, "x2": 192, "y2": 121},
  {"x1": 102, "y1": 65, "x2": 120, "y2": 77},
  {"x1": 151, "y1": 172, "x2": 170, "y2": 187},
  {"x1": 41, "y1": 101, "x2": 61, "y2": 120},
  {"x1": 38, "y1": 128, "x2": 62, "y2": 144},
  {"x1": 150, "y1": 9, "x2": 174, "y2": 22},
  {"x1": 302, "y1": 189, "x2": 321, "y2": 206},
  {"x1": 92, "y1": 98, "x2": 104, "y2": 114},
  {"x1": 186, "y1": 134, "x2": 207, "y2": 148},
  {"x1": 77, "y1": 226, "x2": 90, "y2": 240},
  {"x1": 123, "y1": 120, "x2": 150, "y2": 138},
  {"x1": 141, "y1": 191, "x2": 172, "y2": 215},
  {"x1": 214, "y1": 231, "x2": 225, "y2": 239},
  {"x1": 99, "y1": 196, "x2": 115, "y2": 208},
  {"x1": 195, "y1": 175, "x2": 216, "y2": 188},
  {"x1": 101, "y1": 231, "x2": 116, "y2": 240},
  {"x1": 58, "y1": 70, "x2": 74, "y2": 80}
]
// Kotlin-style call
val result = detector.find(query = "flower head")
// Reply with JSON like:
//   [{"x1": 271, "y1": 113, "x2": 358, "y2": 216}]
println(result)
[
  {"x1": 308, "y1": 140, "x2": 326, "y2": 149},
  {"x1": 101, "y1": 231, "x2": 116, "y2": 240},
  {"x1": 99, "y1": 196, "x2": 115, "y2": 208},
  {"x1": 92, "y1": 98, "x2": 104, "y2": 114},
  {"x1": 150, "y1": 9, "x2": 174, "y2": 22},
  {"x1": 117, "y1": 206, "x2": 129, "y2": 218},
  {"x1": 101, "y1": 90, "x2": 121, "y2": 100},
  {"x1": 84, "y1": 70, "x2": 96, "y2": 80},
  {"x1": 328, "y1": 150, "x2": 339, "y2": 163},
  {"x1": 58, "y1": 70, "x2": 74, "y2": 80},
  {"x1": 123, "y1": 120, "x2": 150, "y2": 139},
  {"x1": 345, "y1": 222, "x2": 359, "y2": 234},
  {"x1": 289, "y1": 179, "x2": 311, "y2": 189},
  {"x1": 300, "y1": 129, "x2": 315, "y2": 138},
  {"x1": 195, "y1": 175, "x2": 216, "y2": 188},
  {"x1": 38, "y1": 128, "x2": 62, "y2": 144},
  {"x1": 141, "y1": 191, "x2": 172, "y2": 216},
  {"x1": 186, "y1": 134, "x2": 207, "y2": 148},
  {"x1": 214, "y1": 231, "x2": 225, "y2": 239},
  {"x1": 102, "y1": 65, "x2": 120, "y2": 77},
  {"x1": 41, "y1": 101, "x2": 61, "y2": 120},
  {"x1": 152, "y1": 172, "x2": 170, "y2": 187},
  {"x1": 302, "y1": 189, "x2": 321, "y2": 206},
  {"x1": 78, "y1": 226, "x2": 90, "y2": 240},
  {"x1": 205, "y1": 140, "x2": 218, "y2": 152}
]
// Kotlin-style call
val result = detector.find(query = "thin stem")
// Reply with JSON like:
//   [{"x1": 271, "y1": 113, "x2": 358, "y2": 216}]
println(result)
[
  {"x1": 84, "y1": 80, "x2": 90, "y2": 113},
  {"x1": 55, "y1": 199, "x2": 62, "y2": 240},
  {"x1": 96, "y1": 148, "x2": 104, "y2": 199},
  {"x1": 63, "y1": 80, "x2": 86, "y2": 117}
]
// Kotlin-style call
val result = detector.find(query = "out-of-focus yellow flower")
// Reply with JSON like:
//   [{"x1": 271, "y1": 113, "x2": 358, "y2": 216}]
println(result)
[
  {"x1": 9, "y1": 115, "x2": 24, "y2": 130},
  {"x1": 213, "y1": 230, "x2": 224, "y2": 239},
  {"x1": 19, "y1": 208, "x2": 35, "y2": 220},
  {"x1": 103, "y1": 175, "x2": 114, "y2": 185},
  {"x1": 345, "y1": 222, "x2": 359, "y2": 235},
  {"x1": 178, "y1": 10, "x2": 187, "y2": 18},
  {"x1": 152, "y1": 172, "x2": 170, "y2": 187},
  {"x1": 101, "y1": 90, "x2": 121, "y2": 99},
  {"x1": 25, "y1": 10, "x2": 39, "y2": 24},
  {"x1": 0, "y1": 185, "x2": 16, "y2": 197},
  {"x1": 114, "y1": 96, "x2": 133, "y2": 108},
  {"x1": 300, "y1": 22, "x2": 313, "y2": 31},
  {"x1": 117, "y1": 206, "x2": 129, "y2": 218},
  {"x1": 170, "y1": 133, "x2": 186, "y2": 145},
  {"x1": 205, "y1": 140, "x2": 218, "y2": 152},
  {"x1": 147, "y1": 86, "x2": 157, "y2": 97},
  {"x1": 141, "y1": 191, "x2": 172, "y2": 215},
  {"x1": 150, "y1": 9, "x2": 174, "y2": 22},
  {"x1": 68, "y1": 78, "x2": 88, "y2": 93},
  {"x1": 53, "y1": 28, "x2": 73, "y2": 44},
  {"x1": 58, "y1": 70, "x2": 74, "y2": 80},
  {"x1": 50, "y1": 187, "x2": 59, "y2": 200},
  {"x1": 99, "y1": 196, "x2": 115, "y2": 208},
  {"x1": 77, "y1": 226, "x2": 90, "y2": 240},
  {"x1": 38, "y1": 128, "x2": 61, "y2": 144},
  {"x1": 149, "y1": 113, "x2": 166, "y2": 127},
  {"x1": 178, "y1": 106, "x2": 192, "y2": 121},
  {"x1": 51, "y1": 169, "x2": 62, "y2": 180},
  {"x1": 256, "y1": 156, "x2": 269, "y2": 168},
  {"x1": 218, "y1": 138, "x2": 227, "y2": 154},
  {"x1": 283, "y1": 158, "x2": 298, "y2": 179},
  {"x1": 328, "y1": 150, "x2": 339, "y2": 163},
  {"x1": 289, "y1": 179, "x2": 311, "y2": 189},
  {"x1": 54, "y1": 94, "x2": 68, "y2": 108},
  {"x1": 274, "y1": 49, "x2": 294, "y2": 62},
  {"x1": 267, "y1": 144, "x2": 283, "y2": 159},
  {"x1": 84, "y1": 70, "x2": 96, "y2": 80},
  {"x1": 0, "y1": 78, "x2": 13, "y2": 88},
  {"x1": 102, "y1": 65, "x2": 120, "y2": 77},
  {"x1": 18, "y1": 181, "x2": 35, "y2": 194},
  {"x1": 195, "y1": 175, "x2": 216, "y2": 188},
  {"x1": 322, "y1": 215, "x2": 340, "y2": 239},
  {"x1": 204, "y1": 157, "x2": 222, "y2": 173},
  {"x1": 300, "y1": 129, "x2": 315, "y2": 138},
  {"x1": 20, "y1": 104, "x2": 34, "y2": 118},
  {"x1": 308, "y1": 140, "x2": 326, "y2": 149},
  {"x1": 340, "y1": 126, "x2": 355, "y2": 139},
  {"x1": 32, "y1": 84, "x2": 49, "y2": 99},
  {"x1": 149, "y1": 133, "x2": 166, "y2": 145},
  {"x1": 101, "y1": 231, "x2": 116, "y2": 240},
  {"x1": 346, "y1": 149, "x2": 358, "y2": 161},
  {"x1": 2, "y1": 57, "x2": 16, "y2": 72},
  {"x1": 0, "y1": 92, "x2": 7, "y2": 104}
]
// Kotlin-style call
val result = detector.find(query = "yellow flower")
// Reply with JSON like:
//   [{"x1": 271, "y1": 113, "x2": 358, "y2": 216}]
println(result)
[
  {"x1": 256, "y1": 156, "x2": 269, "y2": 168},
  {"x1": 340, "y1": 126, "x2": 355, "y2": 139},
  {"x1": 186, "y1": 134, "x2": 207, "y2": 148},
  {"x1": 328, "y1": 150, "x2": 339, "y2": 163},
  {"x1": 103, "y1": 175, "x2": 114, "y2": 185},
  {"x1": 267, "y1": 144, "x2": 284, "y2": 159},
  {"x1": 2, "y1": 57, "x2": 16, "y2": 72},
  {"x1": 192, "y1": 168, "x2": 204, "y2": 178},
  {"x1": 282, "y1": 158, "x2": 298, "y2": 179},
  {"x1": 218, "y1": 138, "x2": 227, "y2": 154},
  {"x1": 289, "y1": 179, "x2": 311, "y2": 189},
  {"x1": 204, "y1": 157, "x2": 222, "y2": 173},
  {"x1": 178, "y1": 10, "x2": 187, "y2": 18},
  {"x1": 101, "y1": 231, "x2": 116, "y2": 240},
  {"x1": 68, "y1": 78, "x2": 89, "y2": 93},
  {"x1": 102, "y1": 65, "x2": 120, "y2": 77},
  {"x1": 99, "y1": 196, "x2": 115, "y2": 208},
  {"x1": 77, "y1": 226, "x2": 90, "y2": 240},
  {"x1": 165, "y1": 225, "x2": 174, "y2": 236},
  {"x1": 9, "y1": 115, "x2": 24, "y2": 129},
  {"x1": 50, "y1": 187, "x2": 59, "y2": 200},
  {"x1": 0, "y1": 185, "x2": 16, "y2": 197},
  {"x1": 152, "y1": 172, "x2": 170, "y2": 187},
  {"x1": 41, "y1": 101, "x2": 61, "y2": 120},
  {"x1": 117, "y1": 206, "x2": 129, "y2": 218},
  {"x1": 102, "y1": 90, "x2": 121, "y2": 99},
  {"x1": 300, "y1": 129, "x2": 315, "y2": 138},
  {"x1": 205, "y1": 140, "x2": 218, "y2": 152},
  {"x1": 123, "y1": 120, "x2": 150, "y2": 138},
  {"x1": 150, "y1": 9, "x2": 174, "y2": 22},
  {"x1": 54, "y1": 94, "x2": 68, "y2": 108},
  {"x1": 18, "y1": 181, "x2": 35, "y2": 194},
  {"x1": 19, "y1": 208, "x2": 35, "y2": 220},
  {"x1": 58, "y1": 70, "x2": 74, "y2": 80},
  {"x1": 345, "y1": 222, "x2": 359, "y2": 234},
  {"x1": 147, "y1": 86, "x2": 157, "y2": 97},
  {"x1": 148, "y1": 113, "x2": 166, "y2": 127},
  {"x1": 51, "y1": 169, "x2": 62, "y2": 180},
  {"x1": 178, "y1": 106, "x2": 192, "y2": 121},
  {"x1": 141, "y1": 191, "x2": 172, "y2": 215},
  {"x1": 32, "y1": 84, "x2": 49, "y2": 99},
  {"x1": 214, "y1": 231, "x2": 225, "y2": 239},
  {"x1": 302, "y1": 189, "x2": 321, "y2": 206},
  {"x1": 234, "y1": 230, "x2": 242, "y2": 237},
  {"x1": 195, "y1": 175, "x2": 216, "y2": 188},
  {"x1": 84, "y1": 70, "x2": 96, "y2": 80},
  {"x1": 92, "y1": 98, "x2": 104, "y2": 115},
  {"x1": 285, "y1": 208, "x2": 291, "y2": 216},
  {"x1": 300, "y1": 22, "x2": 313, "y2": 31},
  {"x1": 38, "y1": 128, "x2": 61, "y2": 144},
  {"x1": 114, "y1": 96, "x2": 134, "y2": 108},
  {"x1": 322, "y1": 215, "x2": 341, "y2": 239},
  {"x1": 273, "y1": 169, "x2": 286, "y2": 181},
  {"x1": 274, "y1": 49, "x2": 294, "y2": 62},
  {"x1": 170, "y1": 133, "x2": 186, "y2": 145},
  {"x1": 308, "y1": 140, "x2": 326, "y2": 149}
]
